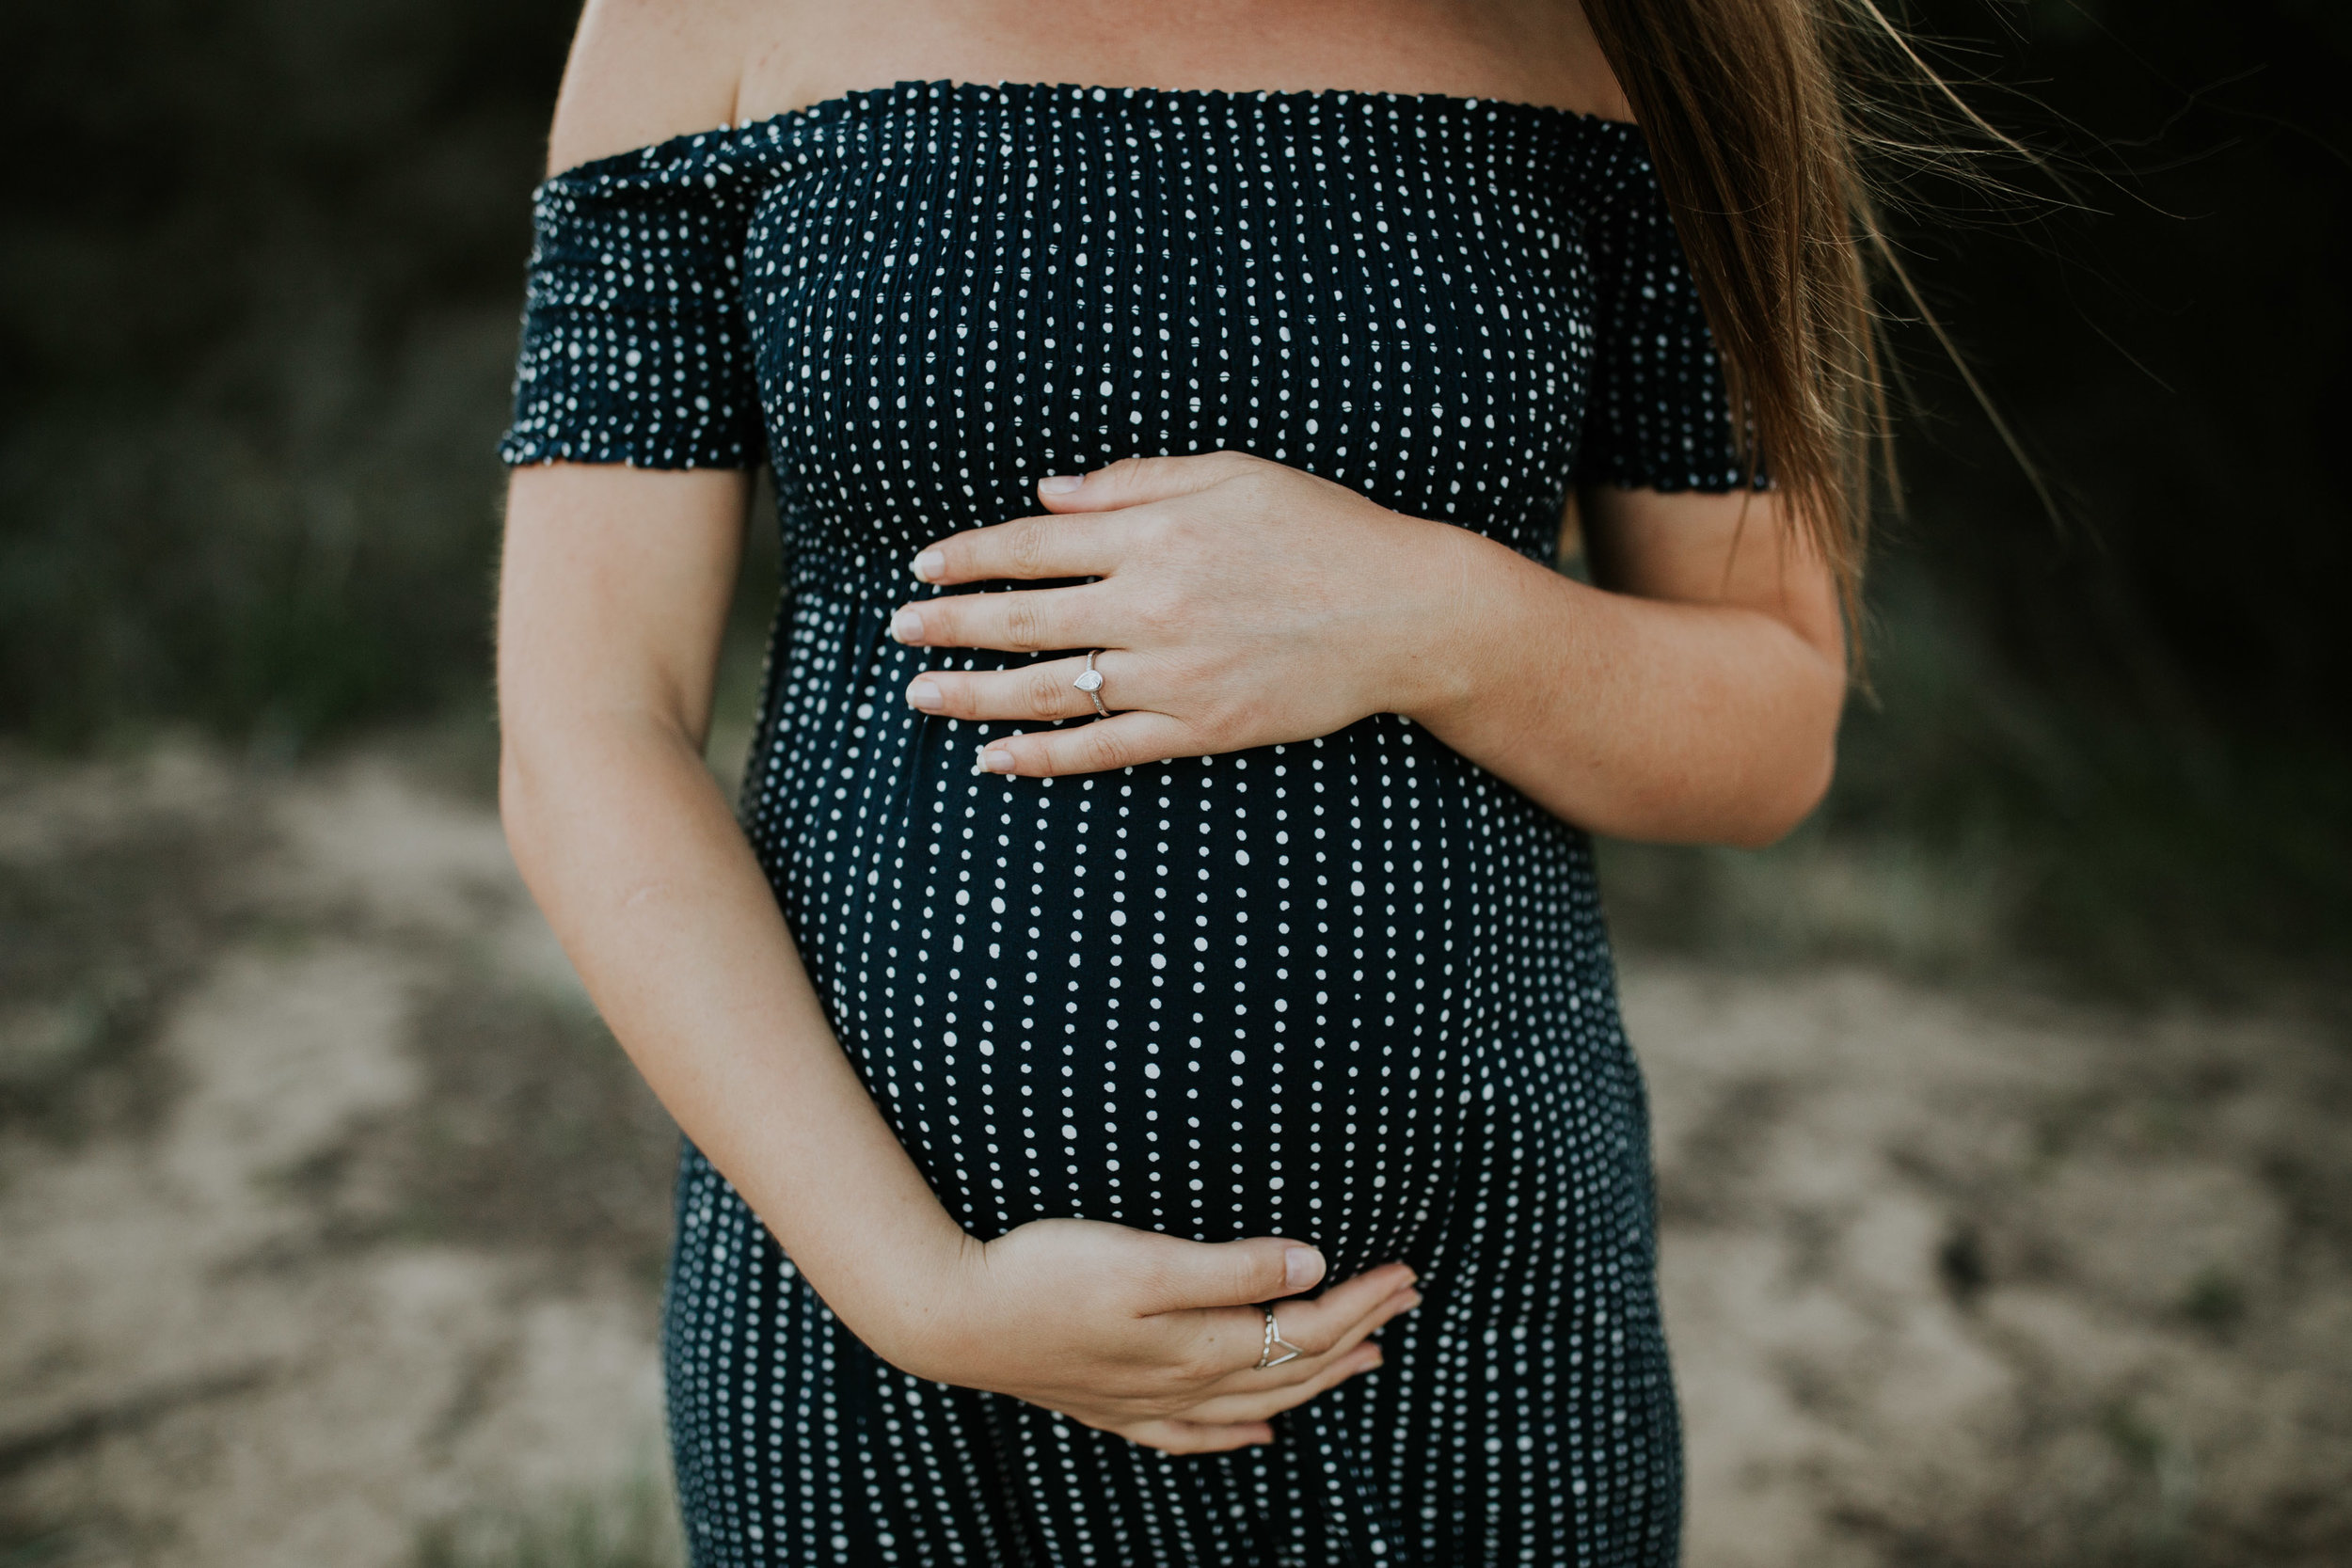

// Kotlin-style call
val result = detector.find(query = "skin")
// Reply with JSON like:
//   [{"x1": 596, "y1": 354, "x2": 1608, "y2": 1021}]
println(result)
[{"x1": 499, "y1": 0, "x2": 1845, "y2": 1456}]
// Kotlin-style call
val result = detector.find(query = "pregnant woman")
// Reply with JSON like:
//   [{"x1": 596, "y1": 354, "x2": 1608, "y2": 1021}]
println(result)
[{"x1": 496, "y1": 1, "x2": 1867, "y2": 1561}]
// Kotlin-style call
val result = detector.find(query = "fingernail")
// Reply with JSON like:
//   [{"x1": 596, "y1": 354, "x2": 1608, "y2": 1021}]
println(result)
[
  {"x1": 907, "y1": 678, "x2": 941, "y2": 710},
  {"x1": 977, "y1": 746, "x2": 1015, "y2": 774},
  {"x1": 911, "y1": 549, "x2": 946, "y2": 582},
  {"x1": 1283, "y1": 1245, "x2": 1325, "y2": 1291},
  {"x1": 890, "y1": 609, "x2": 924, "y2": 642},
  {"x1": 1038, "y1": 473, "x2": 1083, "y2": 495}
]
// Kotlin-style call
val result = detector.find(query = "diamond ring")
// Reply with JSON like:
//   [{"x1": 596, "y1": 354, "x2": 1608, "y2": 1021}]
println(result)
[{"x1": 1073, "y1": 649, "x2": 1108, "y2": 718}]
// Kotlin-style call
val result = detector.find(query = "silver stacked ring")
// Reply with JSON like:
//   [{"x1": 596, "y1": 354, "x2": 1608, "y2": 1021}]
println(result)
[
  {"x1": 1073, "y1": 649, "x2": 1109, "y2": 718},
  {"x1": 1255, "y1": 1307, "x2": 1303, "y2": 1370}
]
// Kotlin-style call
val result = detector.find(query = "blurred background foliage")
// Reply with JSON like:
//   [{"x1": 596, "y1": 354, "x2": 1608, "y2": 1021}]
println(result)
[{"x1": 1, "y1": 0, "x2": 2344, "y2": 996}]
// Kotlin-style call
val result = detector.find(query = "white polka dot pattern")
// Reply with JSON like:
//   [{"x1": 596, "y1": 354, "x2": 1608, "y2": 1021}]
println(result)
[{"x1": 505, "y1": 80, "x2": 1750, "y2": 1567}]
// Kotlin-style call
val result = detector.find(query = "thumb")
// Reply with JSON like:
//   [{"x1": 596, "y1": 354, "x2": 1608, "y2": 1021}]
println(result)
[
  {"x1": 1034, "y1": 451, "x2": 1253, "y2": 513},
  {"x1": 1144, "y1": 1235, "x2": 1326, "y2": 1313}
]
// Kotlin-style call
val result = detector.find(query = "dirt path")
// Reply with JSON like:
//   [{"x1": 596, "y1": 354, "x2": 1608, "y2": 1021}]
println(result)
[
  {"x1": 1631, "y1": 963, "x2": 2351, "y2": 1566},
  {"x1": 2, "y1": 744, "x2": 2344, "y2": 1566}
]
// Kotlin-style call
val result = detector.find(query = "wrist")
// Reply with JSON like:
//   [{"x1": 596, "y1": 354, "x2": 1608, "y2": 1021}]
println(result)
[
  {"x1": 833, "y1": 1217, "x2": 986, "y2": 1377},
  {"x1": 769, "y1": 1191, "x2": 977, "y2": 1373},
  {"x1": 1388, "y1": 520, "x2": 1517, "y2": 728}
]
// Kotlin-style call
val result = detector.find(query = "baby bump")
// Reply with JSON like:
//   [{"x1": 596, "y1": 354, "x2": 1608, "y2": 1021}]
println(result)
[
  {"x1": 834, "y1": 926, "x2": 1492, "y2": 1279},
  {"x1": 754, "y1": 700, "x2": 1542, "y2": 1275}
]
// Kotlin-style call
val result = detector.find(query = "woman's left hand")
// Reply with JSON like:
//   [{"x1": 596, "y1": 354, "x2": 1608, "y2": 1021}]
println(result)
[{"x1": 892, "y1": 452, "x2": 1480, "y2": 776}]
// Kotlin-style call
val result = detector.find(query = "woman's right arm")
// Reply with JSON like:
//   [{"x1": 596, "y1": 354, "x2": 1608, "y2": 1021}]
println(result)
[
  {"x1": 497, "y1": 461, "x2": 972, "y2": 1346},
  {"x1": 497, "y1": 8, "x2": 1419, "y2": 1452},
  {"x1": 499, "y1": 461, "x2": 1420, "y2": 1449}
]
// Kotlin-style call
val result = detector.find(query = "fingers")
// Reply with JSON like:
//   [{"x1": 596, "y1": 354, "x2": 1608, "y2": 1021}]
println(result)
[
  {"x1": 1181, "y1": 1339, "x2": 1390, "y2": 1426},
  {"x1": 1247, "y1": 1262, "x2": 1419, "y2": 1361},
  {"x1": 1033, "y1": 452, "x2": 1262, "y2": 515},
  {"x1": 1229, "y1": 1278, "x2": 1420, "y2": 1386},
  {"x1": 908, "y1": 513, "x2": 1121, "y2": 588},
  {"x1": 1085, "y1": 1333, "x2": 1385, "y2": 1452},
  {"x1": 1134, "y1": 1252, "x2": 1412, "y2": 1395},
  {"x1": 889, "y1": 582, "x2": 1099, "y2": 655},
  {"x1": 1134, "y1": 1236, "x2": 1327, "y2": 1316},
  {"x1": 898, "y1": 452, "x2": 1265, "y2": 588},
  {"x1": 1176, "y1": 1270, "x2": 1419, "y2": 1400},
  {"x1": 1097, "y1": 1416, "x2": 1275, "y2": 1454},
  {"x1": 909, "y1": 654, "x2": 1120, "y2": 726},
  {"x1": 971, "y1": 711, "x2": 1199, "y2": 779},
  {"x1": 1115, "y1": 1275, "x2": 1422, "y2": 1432}
]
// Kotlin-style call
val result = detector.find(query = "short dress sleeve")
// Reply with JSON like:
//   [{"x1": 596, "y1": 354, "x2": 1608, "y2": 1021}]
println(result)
[
  {"x1": 1572, "y1": 132, "x2": 1757, "y2": 493},
  {"x1": 498, "y1": 132, "x2": 765, "y2": 469}
]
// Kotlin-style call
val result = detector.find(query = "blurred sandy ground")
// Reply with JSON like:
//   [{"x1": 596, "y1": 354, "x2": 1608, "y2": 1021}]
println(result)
[{"x1": 2, "y1": 739, "x2": 2347, "y2": 1567}]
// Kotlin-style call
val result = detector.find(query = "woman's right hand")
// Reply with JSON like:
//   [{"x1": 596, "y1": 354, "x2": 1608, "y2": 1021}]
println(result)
[{"x1": 868, "y1": 1218, "x2": 1421, "y2": 1454}]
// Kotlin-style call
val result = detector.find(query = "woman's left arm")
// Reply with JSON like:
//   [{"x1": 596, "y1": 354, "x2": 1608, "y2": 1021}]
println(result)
[{"x1": 890, "y1": 452, "x2": 1847, "y2": 848}]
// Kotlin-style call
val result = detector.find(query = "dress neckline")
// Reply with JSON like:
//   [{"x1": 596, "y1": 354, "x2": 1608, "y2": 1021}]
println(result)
[{"x1": 551, "y1": 77, "x2": 1639, "y2": 181}]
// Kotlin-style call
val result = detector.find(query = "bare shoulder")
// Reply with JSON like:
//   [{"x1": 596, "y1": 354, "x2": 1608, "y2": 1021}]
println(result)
[
  {"x1": 545, "y1": 0, "x2": 777, "y2": 172},
  {"x1": 1505, "y1": 1, "x2": 1631, "y2": 122}
]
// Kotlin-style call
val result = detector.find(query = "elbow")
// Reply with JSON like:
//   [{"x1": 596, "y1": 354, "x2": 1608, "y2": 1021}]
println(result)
[
  {"x1": 498, "y1": 736, "x2": 547, "y2": 868},
  {"x1": 1719, "y1": 649, "x2": 1845, "y2": 848},
  {"x1": 497, "y1": 715, "x2": 575, "y2": 873},
  {"x1": 1719, "y1": 735, "x2": 1837, "y2": 850},
  {"x1": 1583, "y1": 736, "x2": 1835, "y2": 848},
  {"x1": 497, "y1": 741, "x2": 529, "y2": 824}
]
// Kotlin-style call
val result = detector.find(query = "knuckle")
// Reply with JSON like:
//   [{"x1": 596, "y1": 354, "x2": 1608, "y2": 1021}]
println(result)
[
  {"x1": 1317, "y1": 1336, "x2": 1365, "y2": 1374},
  {"x1": 1023, "y1": 667, "x2": 1067, "y2": 718},
  {"x1": 1295, "y1": 1322, "x2": 1342, "y2": 1357},
  {"x1": 1119, "y1": 1392, "x2": 1173, "y2": 1428},
  {"x1": 1154, "y1": 512, "x2": 1204, "y2": 550},
  {"x1": 1209, "y1": 450, "x2": 1260, "y2": 477},
  {"x1": 1130, "y1": 589, "x2": 1181, "y2": 637},
  {"x1": 1006, "y1": 602, "x2": 1048, "y2": 649},
  {"x1": 1007, "y1": 520, "x2": 1051, "y2": 576},
  {"x1": 1135, "y1": 1381, "x2": 1185, "y2": 1417},
  {"x1": 1171, "y1": 1344, "x2": 1227, "y2": 1386},
  {"x1": 1228, "y1": 468, "x2": 1279, "y2": 508},
  {"x1": 1075, "y1": 727, "x2": 1128, "y2": 774},
  {"x1": 1188, "y1": 708, "x2": 1238, "y2": 753},
  {"x1": 1129, "y1": 1255, "x2": 1185, "y2": 1304}
]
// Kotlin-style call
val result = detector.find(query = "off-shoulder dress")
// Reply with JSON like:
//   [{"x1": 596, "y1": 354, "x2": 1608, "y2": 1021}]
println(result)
[{"x1": 501, "y1": 79, "x2": 1751, "y2": 1568}]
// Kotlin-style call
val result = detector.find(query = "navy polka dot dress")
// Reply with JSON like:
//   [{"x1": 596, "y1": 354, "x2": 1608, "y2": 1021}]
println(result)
[{"x1": 501, "y1": 80, "x2": 1749, "y2": 1568}]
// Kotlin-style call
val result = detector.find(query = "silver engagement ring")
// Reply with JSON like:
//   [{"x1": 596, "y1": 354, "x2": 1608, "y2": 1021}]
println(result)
[{"x1": 1073, "y1": 649, "x2": 1108, "y2": 718}]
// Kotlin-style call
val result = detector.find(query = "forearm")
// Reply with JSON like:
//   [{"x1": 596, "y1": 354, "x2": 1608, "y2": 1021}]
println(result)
[
  {"x1": 1406, "y1": 527, "x2": 1845, "y2": 847},
  {"x1": 499, "y1": 711, "x2": 970, "y2": 1342},
  {"x1": 886, "y1": 456, "x2": 1845, "y2": 828}
]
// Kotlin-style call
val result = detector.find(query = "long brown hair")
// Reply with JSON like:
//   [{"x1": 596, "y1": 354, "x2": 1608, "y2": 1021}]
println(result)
[{"x1": 1581, "y1": 0, "x2": 2042, "y2": 643}]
